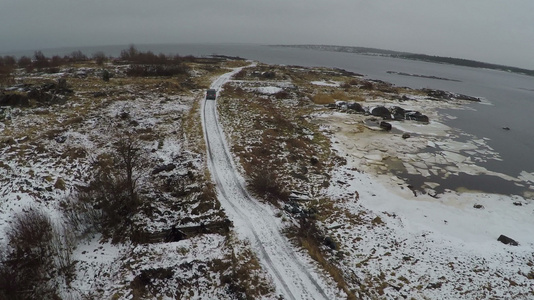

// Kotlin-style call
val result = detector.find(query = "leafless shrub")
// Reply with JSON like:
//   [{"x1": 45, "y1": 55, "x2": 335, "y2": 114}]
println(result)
[
  {"x1": 249, "y1": 169, "x2": 289, "y2": 205},
  {"x1": 360, "y1": 81, "x2": 374, "y2": 90},
  {"x1": 33, "y1": 51, "x2": 50, "y2": 69},
  {"x1": 340, "y1": 82, "x2": 352, "y2": 89},
  {"x1": 0, "y1": 56, "x2": 16, "y2": 85},
  {"x1": 126, "y1": 64, "x2": 188, "y2": 77},
  {"x1": 77, "y1": 131, "x2": 149, "y2": 241},
  {"x1": 293, "y1": 215, "x2": 358, "y2": 299},
  {"x1": 50, "y1": 55, "x2": 66, "y2": 67},
  {"x1": 0, "y1": 208, "x2": 76, "y2": 299},
  {"x1": 274, "y1": 90, "x2": 290, "y2": 99},
  {"x1": 69, "y1": 50, "x2": 87, "y2": 62},
  {"x1": 6, "y1": 209, "x2": 54, "y2": 260},
  {"x1": 63, "y1": 193, "x2": 103, "y2": 237},
  {"x1": 232, "y1": 69, "x2": 247, "y2": 79},
  {"x1": 119, "y1": 45, "x2": 185, "y2": 65},
  {"x1": 92, "y1": 51, "x2": 108, "y2": 65},
  {"x1": 17, "y1": 56, "x2": 32, "y2": 68},
  {"x1": 214, "y1": 238, "x2": 274, "y2": 300}
]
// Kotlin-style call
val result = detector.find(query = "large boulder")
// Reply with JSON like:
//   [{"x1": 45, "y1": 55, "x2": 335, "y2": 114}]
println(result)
[
  {"x1": 390, "y1": 106, "x2": 406, "y2": 120},
  {"x1": 405, "y1": 111, "x2": 429, "y2": 123},
  {"x1": 347, "y1": 102, "x2": 365, "y2": 113},
  {"x1": 379, "y1": 121, "x2": 392, "y2": 131},
  {"x1": 497, "y1": 234, "x2": 519, "y2": 246},
  {"x1": 370, "y1": 106, "x2": 391, "y2": 119}
]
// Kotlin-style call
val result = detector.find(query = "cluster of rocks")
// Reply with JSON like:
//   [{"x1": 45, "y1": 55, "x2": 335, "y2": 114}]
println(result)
[
  {"x1": 422, "y1": 88, "x2": 481, "y2": 102},
  {"x1": 327, "y1": 101, "x2": 430, "y2": 124},
  {"x1": 375, "y1": 106, "x2": 430, "y2": 123},
  {"x1": 325, "y1": 101, "x2": 364, "y2": 113}
]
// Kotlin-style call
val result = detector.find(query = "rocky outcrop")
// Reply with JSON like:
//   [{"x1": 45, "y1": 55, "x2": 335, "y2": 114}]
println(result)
[
  {"x1": 423, "y1": 88, "x2": 480, "y2": 102},
  {"x1": 370, "y1": 106, "x2": 391, "y2": 119},
  {"x1": 405, "y1": 111, "x2": 429, "y2": 123},
  {"x1": 347, "y1": 102, "x2": 365, "y2": 112},
  {"x1": 390, "y1": 106, "x2": 406, "y2": 120},
  {"x1": 497, "y1": 234, "x2": 519, "y2": 246}
]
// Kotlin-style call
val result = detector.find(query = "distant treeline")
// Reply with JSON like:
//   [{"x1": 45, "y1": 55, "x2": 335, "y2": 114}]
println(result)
[
  {"x1": 274, "y1": 45, "x2": 534, "y2": 77},
  {"x1": 0, "y1": 45, "x2": 199, "y2": 79}
]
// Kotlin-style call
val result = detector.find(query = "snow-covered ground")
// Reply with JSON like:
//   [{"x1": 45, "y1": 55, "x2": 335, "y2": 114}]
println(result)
[
  {"x1": 315, "y1": 97, "x2": 534, "y2": 299},
  {"x1": 212, "y1": 64, "x2": 534, "y2": 299},
  {"x1": 2, "y1": 60, "x2": 533, "y2": 299}
]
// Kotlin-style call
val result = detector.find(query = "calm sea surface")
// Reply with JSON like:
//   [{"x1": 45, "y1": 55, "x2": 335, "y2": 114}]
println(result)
[{"x1": 18, "y1": 43, "x2": 534, "y2": 197}]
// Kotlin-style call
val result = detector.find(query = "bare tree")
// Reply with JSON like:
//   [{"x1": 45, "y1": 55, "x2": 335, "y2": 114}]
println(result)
[
  {"x1": 0, "y1": 209, "x2": 68, "y2": 299},
  {"x1": 114, "y1": 132, "x2": 146, "y2": 203},
  {"x1": 33, "y1": 51, "x2": 49, "y2": 69},
  {"x1": 92, "y1": 51, "x2": 107, "y2": 65},
  {"x1": 79, "y1": 131, "x2": 149, "y2": 241}
]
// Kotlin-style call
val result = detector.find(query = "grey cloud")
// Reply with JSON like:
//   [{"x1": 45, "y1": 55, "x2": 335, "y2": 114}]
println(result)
[{"x1": 1, "y1": 0, "x2": 533, "y2": 68}]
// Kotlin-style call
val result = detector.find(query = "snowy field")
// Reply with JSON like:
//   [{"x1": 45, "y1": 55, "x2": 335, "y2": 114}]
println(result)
[{"x1": 1, "y1": 60, "x2": 533, "y2": 299}]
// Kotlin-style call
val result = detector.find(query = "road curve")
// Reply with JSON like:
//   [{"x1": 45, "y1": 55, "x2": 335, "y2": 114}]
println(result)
[{"x1": 202, "y1": 67, "x2": 341, "y2": 300}]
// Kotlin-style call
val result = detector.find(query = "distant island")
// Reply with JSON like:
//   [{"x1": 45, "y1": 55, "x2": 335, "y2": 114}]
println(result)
[{"x1": 273, "y1": 45, "x2": 534, "y2": 77}]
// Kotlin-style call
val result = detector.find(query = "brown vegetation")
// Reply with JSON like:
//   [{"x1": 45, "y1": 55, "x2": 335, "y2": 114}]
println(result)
[{"x1": 0, "y1": 209, "x2": 75, "y2": 300}]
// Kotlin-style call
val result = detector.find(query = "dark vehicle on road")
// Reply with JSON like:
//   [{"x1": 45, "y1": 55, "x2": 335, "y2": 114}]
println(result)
[{"x1": 206, "y1": 89, "x2": 217, "y2": 100}]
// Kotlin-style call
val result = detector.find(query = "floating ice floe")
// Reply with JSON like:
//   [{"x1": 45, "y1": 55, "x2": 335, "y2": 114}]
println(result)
[{"x1": 519, "y1": 171, "x2": 534, "y2": 184}]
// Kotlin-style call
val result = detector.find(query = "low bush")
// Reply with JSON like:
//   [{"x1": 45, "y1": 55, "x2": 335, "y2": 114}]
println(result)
[
  {"x1": 93, "y1": 51, "x2": 108, "y2": 65},
  {"x1": 311, "y1": 93, "x2": 335, "y2": 104},
  {"x1": 0, "y1": 209, "x2": 75, "y2": 299},
  {"x1": 294, "y1": 216, "x2": 358, "y2": 300},
  {"x1": 233, "y1": 69, "x2": 247, "y2": 79},
  {"x1": 249, "y1": 169, "x2": 289, "y2": 205},
  {"x1": 71, "y1": 131, "x2": 149, "y2": 242},
  {"x1": 216, "y1": 238, "x2": 274, "y2": 300},
  {"x1": 126, "y1": 64, "x2": 188, "y2": 77}
]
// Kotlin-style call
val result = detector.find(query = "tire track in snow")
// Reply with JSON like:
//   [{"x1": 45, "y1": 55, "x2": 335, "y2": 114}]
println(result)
[{"x1": 202, "y1": 67, "x2": 335, "y2": 300}]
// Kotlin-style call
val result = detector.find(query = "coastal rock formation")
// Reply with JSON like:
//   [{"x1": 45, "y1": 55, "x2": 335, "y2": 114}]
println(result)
[
  {"x1": 370, "y1": 106, "x2": 391, "y2": 119},
  {"x1": 423, "y1": 88, "x2": 480, "y2": 102},
  {"x1": 405, "y1": 111, "x2": 429, "y2": 123},
  {"x1": 347, "y1": 102, "x2": 365, "y2": 112}
]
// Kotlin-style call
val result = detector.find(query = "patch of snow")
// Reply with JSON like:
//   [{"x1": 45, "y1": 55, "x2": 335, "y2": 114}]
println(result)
[
  {"x1": 256, "y1": 86, "x2": 283, "y2": 94},
  {"x1": 311, "y1": 80, "x2": 340, "y2": 87}
]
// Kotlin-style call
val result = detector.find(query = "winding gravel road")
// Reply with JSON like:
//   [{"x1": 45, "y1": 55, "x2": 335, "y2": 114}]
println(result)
[{"x1": 201, "y1": 67, "x2": 342, "y2": 300}]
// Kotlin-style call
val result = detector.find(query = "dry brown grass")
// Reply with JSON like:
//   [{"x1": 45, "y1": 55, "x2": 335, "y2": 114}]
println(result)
[
  {"x1": 210, "y1": 235, "x2": 275, "y2": 299},
  {"x1": 311, "y1": 93, "x2": 335, "y2": 104},
  {"x1": 291, "y1": 216, "x2": 358, "y2": 300},
  {"x1": 299, "y1": 238, "x2": 358, "y2": 299},
  {"x1": 182, "y1": 95, "x2": 205, "y2": 154},
  {"x1": 223, "y1": 60, "x2": 250, "y2": 68},
  {"x1": 331, "y1": 91, "x2": 349, "y2": 100}
]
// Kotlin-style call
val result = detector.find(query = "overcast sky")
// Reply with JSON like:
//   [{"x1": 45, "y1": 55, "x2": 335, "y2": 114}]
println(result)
[{"x1": 1, "y1": 0, "x2": 533, "y2": 69}]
